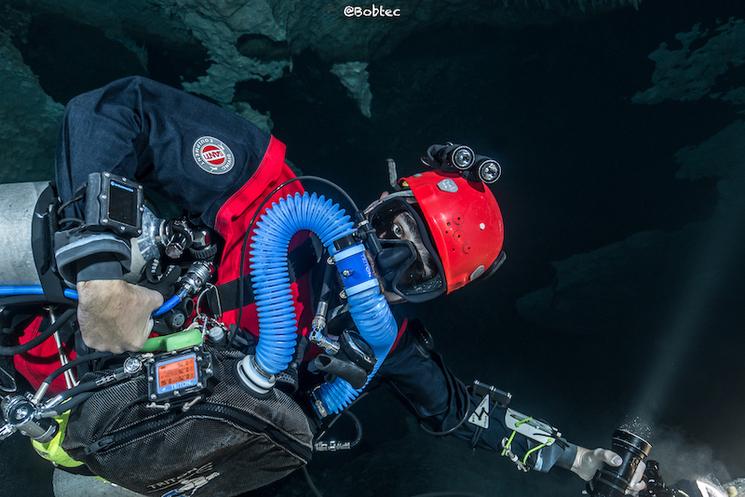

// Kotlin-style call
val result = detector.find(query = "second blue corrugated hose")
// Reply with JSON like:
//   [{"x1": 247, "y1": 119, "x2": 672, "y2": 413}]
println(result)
[{"x1": 238, "y1": 192, "x2": 398, "y2": 415}]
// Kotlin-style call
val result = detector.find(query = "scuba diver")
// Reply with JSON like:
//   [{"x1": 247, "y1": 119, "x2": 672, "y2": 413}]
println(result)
[{"x1": 0, "y1": 76, "x2": 647, "y2": 497}]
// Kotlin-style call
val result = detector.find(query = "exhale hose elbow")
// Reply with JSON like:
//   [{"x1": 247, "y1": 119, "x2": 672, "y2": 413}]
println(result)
[{"x1": 313, "y1": 355, "x2": 368, "y2": 390}]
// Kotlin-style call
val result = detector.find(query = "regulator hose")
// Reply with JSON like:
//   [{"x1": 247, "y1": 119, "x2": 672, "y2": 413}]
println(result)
[
  {"x1": 151, "y1": 293, "x2": 184, "y2": 318},
  {"x1": 236, "y1": 175, "x2": 362, "y2": 330},
  {"x1": 0, "y1": 286, "x2": 78, "y2": 300},
  {"x1": 0, "y1": 285, "x2": 180, "y2": 318},
  {"x1": 39, "y1": 351, "x2": 112, "y2": 387},
  {"x1": 238, "y1": 192, "x2": 398, "y2": 415},
  {"x1": 0, "y1": 308, "x2": 76, "y2": 356}
]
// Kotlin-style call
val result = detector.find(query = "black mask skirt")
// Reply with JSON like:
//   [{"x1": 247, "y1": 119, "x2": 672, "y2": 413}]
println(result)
[{"x1": 365, "y1": 194, "x2": 446, "y2": 303}]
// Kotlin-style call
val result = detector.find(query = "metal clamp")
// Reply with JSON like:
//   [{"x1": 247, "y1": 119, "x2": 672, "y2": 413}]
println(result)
[{"x1": 0, "y1": 422, "x2": 16, "y2": 441}]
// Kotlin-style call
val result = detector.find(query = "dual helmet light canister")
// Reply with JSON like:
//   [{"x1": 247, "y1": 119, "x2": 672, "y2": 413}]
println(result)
[{"x1": 423, "y1": 143, "x2": 502, "y2": 184}]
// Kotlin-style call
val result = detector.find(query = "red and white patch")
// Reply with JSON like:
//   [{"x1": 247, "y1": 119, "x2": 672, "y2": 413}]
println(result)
[
  {"x1": 200, "y1": 144, "x2": 226, "y2": 166},
  {"x1": 192, "y1": 136, "x2": 235, "y2": 174}
]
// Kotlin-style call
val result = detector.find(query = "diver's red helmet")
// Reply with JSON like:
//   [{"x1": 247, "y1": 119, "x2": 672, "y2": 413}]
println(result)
[
  {"x1": 366, "y1": 169, "x2": 505, "y2": 302},
  {"x1": 401, "y1": 170, "x2": 504, "y2": 294}
]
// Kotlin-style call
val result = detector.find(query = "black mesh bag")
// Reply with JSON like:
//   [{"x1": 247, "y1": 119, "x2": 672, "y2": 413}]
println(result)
[{"x1": 62, "y1": 347, "x2": 313, "y2": 497}]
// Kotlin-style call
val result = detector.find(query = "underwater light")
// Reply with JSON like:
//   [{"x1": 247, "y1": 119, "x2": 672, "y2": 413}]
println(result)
[
  {"x1": 477, "y1": 158, "x2": 502, "y2": 184},
  {"x1": 696, "y1": 479, "x2": 727, "y2": 497},
  {"x1": 449, "y1": 144, "x2": 476, "y2": 170}
]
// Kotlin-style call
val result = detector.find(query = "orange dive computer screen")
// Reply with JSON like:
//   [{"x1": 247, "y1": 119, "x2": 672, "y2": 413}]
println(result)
[{"x1": 155, "y1": 352, "x2": 199, "y2": 395}]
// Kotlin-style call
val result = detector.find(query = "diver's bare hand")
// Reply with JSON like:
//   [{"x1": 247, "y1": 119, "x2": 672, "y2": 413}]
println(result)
[
  {"x1": 76, "y1": 280, "x2": 163, "y2": 353},
  {"x1": 571, "y1": 447, "x2": 647, "y2": 495}
]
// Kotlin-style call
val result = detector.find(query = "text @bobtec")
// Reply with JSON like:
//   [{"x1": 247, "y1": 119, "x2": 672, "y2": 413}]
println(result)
[{"x1": 344, "y1": 4, "x2": 402, "y2": 17}]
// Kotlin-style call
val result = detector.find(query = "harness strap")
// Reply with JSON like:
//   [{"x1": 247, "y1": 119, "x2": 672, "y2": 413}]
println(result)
[{"x1": 33, "y1": 184, "x2": 72, "y2": 304}]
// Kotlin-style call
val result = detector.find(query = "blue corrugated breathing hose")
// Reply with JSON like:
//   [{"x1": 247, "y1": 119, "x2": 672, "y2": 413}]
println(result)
[{"x1": 239, "y1": 192, "x2": 398, "y2": 415}]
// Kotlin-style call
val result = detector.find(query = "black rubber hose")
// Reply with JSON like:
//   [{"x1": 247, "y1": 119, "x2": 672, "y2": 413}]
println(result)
[
  {"x1": 49, "y1": 378, "x2": 104, "y2": 404},
  {"x1": 343, "y1": 410, "x2": 363, "y2": 448},
  {"x1": 39, "y1": 351, "x2": 112, "y2": 389},
  {"x1": 44, "y1": 391, "x2": 96, "y2": 417},
  {"x1": 313, "y1": 392, "x2": 369, "y2": 444},
  {"x1": 313, "y1": 354, "x2": 368, "y2": 389},
  {"x1": 302, "y1": 466, "x2": 324, "y2": 497},
  {"x1": 419, "y1": 378, "x2": 471, "y2": 437},
  {"x1": 0, "y1": 308, "x2": 76, "y2": 356}
]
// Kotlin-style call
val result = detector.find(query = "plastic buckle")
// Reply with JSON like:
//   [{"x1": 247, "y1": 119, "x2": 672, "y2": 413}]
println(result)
[{"x1": 202, "y1": 284, "x2": 223, "y2": 317}]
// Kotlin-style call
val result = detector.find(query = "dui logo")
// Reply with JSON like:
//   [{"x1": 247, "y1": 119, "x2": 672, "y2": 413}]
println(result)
[{"x1": 192, "y1": 136, "x2": 235, "y2": 175}]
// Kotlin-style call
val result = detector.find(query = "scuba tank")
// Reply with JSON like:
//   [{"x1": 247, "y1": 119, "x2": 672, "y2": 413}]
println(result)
[
  {"x1": 0, "y1": 180, "x2": 166, "y2": 289},
  {"x1": 0, "y1": 182, "x2": 51, "y2": 286}
]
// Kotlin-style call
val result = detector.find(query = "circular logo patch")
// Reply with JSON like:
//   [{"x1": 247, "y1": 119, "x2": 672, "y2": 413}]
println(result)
[{"x1": 192, "y1": 136, "x2": 235, "y2": 175}]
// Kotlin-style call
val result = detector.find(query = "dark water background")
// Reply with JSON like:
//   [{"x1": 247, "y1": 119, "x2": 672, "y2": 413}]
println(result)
[{"x1": 2, "y1": 0, "x2": 745, "y2": 496}]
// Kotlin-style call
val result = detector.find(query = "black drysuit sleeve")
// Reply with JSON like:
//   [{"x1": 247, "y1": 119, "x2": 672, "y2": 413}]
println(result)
[
  {"x1": 376, "y1": 325, "x2": 578, "y2": 473},
  {"x1": 55, "y1": 76, "x2": 271, "y2": 228}
]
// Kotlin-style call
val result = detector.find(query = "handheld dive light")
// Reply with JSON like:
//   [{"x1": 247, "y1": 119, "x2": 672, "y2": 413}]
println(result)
[{"x1": 588, "y1": 429, "x2": 652, "y2": 497}]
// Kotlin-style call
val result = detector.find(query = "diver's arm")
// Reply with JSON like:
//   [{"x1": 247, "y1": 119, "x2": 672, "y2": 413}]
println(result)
[
  {"x1": 55, "y1": 76, "x2": 280, "y2": 285},
  {"x1": 376, "y1": 325, "x2": 623, "y2": 478},
  {"x1": 54, "y1": 76, "x2": 274, "y2": 284},
  {"x1": 55, "y1": 75, "x2": 271, "y2": 228},
  {"x1": 53, "y1": 76, "x2": 273, "y2": 351}
]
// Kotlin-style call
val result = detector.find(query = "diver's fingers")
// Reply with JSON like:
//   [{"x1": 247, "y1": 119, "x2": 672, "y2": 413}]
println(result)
[
  {"x1": 626, "y1": 460, "x2": 647, "y2": 495},
  {"x1": 627, "y1": 480, "x2": 647, "y2": 495},
  {"x1": 632, "y1": 460, "x2": 646, "y2": 484},
  {"x1": 598, "y1": 449, "x2": 623, "y2": 467}
]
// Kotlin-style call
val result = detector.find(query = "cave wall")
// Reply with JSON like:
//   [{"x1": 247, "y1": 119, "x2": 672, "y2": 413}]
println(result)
[{"x1": 2, "y1": 0, "x2": 643, "y2": 134}]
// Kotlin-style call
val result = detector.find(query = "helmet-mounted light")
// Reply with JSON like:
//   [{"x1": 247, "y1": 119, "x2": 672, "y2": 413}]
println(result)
[
  {"x1": 476, "y1": 158, "x2": 502, "y2": 184},
  {"x1": 421, "y1": 142, "x2": 502, "y2": 185},
  {"x1": 449, "y1": 145, "x2": 476, "y2": 170}
]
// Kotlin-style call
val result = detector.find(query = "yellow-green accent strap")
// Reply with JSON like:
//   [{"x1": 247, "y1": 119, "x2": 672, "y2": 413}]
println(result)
[
  {"x1": 31, "y1": 411, "x2": 83, "y2": 468},
  {"x1": 522, "y1": 437, "x2": 555, "y2": 466},
  {"x1": 500, "y1": 416, "x2": 533, "y2": 457}
]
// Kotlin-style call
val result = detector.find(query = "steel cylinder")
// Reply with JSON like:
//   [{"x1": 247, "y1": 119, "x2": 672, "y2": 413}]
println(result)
[{"x1": 0, "y1": 182, "x2": 50, "y2": 286}]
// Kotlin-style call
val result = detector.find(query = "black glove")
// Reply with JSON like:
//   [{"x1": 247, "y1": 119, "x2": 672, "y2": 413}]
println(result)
[{"x1": 54, "y1": 230, "x2": 131, "y2": 285}]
